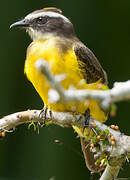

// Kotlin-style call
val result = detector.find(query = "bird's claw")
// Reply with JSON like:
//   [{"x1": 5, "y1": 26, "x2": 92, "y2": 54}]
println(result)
[{"x1": 39, "y1": 105, "x2": 48, "y2": 127}]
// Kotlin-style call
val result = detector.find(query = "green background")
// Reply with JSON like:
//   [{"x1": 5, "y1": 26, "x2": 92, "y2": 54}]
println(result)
[{"x1": 0, "y1": 0, "x2": 129, "y2": 179}]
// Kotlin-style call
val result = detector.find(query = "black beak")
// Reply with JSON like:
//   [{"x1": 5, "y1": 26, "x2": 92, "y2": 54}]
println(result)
[{"x1": 10, "y1": 20, "x2": 30, "y2": 29}]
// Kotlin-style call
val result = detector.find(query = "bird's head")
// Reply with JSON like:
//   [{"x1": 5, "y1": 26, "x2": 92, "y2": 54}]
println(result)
[{"x1": 10, "y1": 7, "x2": 75, "y2": 41}]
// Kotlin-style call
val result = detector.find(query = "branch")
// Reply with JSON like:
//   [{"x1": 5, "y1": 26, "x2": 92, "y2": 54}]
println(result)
[
  {"x1": 99, "y1": 162, "x2": 124, "y2": 180},
  {"x1": 0, "y1": 109, "x2": 130, "y2": 158},
  {"x1": 0, "y1": 109, "x2": 130, "y2": 155},
  {"x1": 35, "y1": 59, "x2": 130, "y2": 109},
  {"x1": 0, "y1": 109, "x2": 85, "y2": 131},
  {"x1": 0, "y1": 109, "x2": 129, "y2": 179}
]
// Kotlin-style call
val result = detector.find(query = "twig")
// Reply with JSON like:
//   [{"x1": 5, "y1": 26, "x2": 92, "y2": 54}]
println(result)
[
  {"x1": 35, "y1": 59, "x2": 66, "y2": 102},
  {"x1": 35, "y1": 59, "x2": 130, "y2": 110}
]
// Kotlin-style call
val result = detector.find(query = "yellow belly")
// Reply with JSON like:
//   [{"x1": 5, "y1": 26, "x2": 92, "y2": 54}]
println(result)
[{"x1": 25, "y1": 38, "x2": 107, "y2": 122}]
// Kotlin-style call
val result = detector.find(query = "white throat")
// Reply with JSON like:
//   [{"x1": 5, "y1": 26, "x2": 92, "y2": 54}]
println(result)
[{"x1": 27, "y1": 27, "x2": 54, "y2": 41}]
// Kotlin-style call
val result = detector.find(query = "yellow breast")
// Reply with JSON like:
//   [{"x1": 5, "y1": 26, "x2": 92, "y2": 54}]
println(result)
[{"x1": 24, "y1": 38, "x2": 107, "y2": 122}]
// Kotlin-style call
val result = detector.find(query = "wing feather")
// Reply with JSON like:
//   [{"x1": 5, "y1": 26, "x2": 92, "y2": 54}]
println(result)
[{"x1": 73, "y1": 42, "x2": 108, "y2": 84}]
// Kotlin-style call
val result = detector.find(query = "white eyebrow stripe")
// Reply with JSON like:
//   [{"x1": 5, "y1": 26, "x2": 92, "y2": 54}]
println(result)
[{"x1": 25, "y1": 11, "x2": 71, "y2": 23}]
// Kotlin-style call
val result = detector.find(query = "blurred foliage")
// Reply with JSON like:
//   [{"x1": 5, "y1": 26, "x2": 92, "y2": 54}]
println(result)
[{"x1": 0, "y1": 0, "x2": 129, "y2": 179}]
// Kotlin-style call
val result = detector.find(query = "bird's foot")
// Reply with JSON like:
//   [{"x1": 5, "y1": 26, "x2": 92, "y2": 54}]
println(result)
[
  {"x1": 83, "y1": 109, "x2": 90, "y2": 130},
  {"x1": 39, "y1": 105, "x2": 49, "y2": 127}
]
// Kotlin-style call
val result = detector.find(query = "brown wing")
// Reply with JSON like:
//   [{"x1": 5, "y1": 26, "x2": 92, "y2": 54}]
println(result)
[
  {"x1": 74, "y1": 42, "x2": 108, "y2": 173},
  {"x1": 74, "y1": 42, "x2": 108, "y2": 84}
]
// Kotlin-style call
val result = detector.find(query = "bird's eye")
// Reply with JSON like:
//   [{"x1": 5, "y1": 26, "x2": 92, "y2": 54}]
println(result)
[{"x1": 37, "y1": 17, "x2": 47, "y2": 24}]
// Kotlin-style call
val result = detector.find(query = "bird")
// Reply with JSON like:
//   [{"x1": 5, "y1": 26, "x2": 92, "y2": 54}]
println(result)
[{"x1": 10, "y1": 7, "x2": 108, "y2": 172}]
